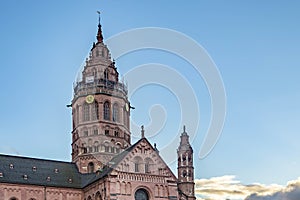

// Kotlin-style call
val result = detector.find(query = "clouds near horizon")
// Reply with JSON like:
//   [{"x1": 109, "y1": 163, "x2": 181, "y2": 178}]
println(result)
[
  {"x1": 245, "y1": 178, "x2": 300, "y2": 200},
  {"x1": 195, "y1": 176, "x2": 300, "y2": 200}
]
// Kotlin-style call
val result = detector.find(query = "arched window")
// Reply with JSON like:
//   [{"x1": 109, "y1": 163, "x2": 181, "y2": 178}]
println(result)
[
  {"x1": 123, "y1": 106, "x2": 129, "y2": 127},
  {"x1": 145, "y1": 163, "x2": 149, "y2": 173},
  {"x1": 91, "y1": 102, "x2": 99, "y2": 120},
  {"x1": 104, "y1": 142, "x2": 110, "y2": 152},
  {"x1": 116, "y1": 143, "x2": 121, "y2": 153},
  {"x1": 93, "y1": 128, "x2": 98, "y2": 135},
  {"x1": 83, "y1": 103, "x2": 90, "y2": 121},
  {"x1": 92, "y1": 68, "x2": 97, "y2": 78},
  {"x1": 144, "y1": 158, "x2": 154, "y2": 173},
  {"x1": 188, "y1": 154, "x2": 192, "y2": 162},
  {"x1": 104, "y1": 69, "x2": 108, "y2": 80},
  {"x1": 126, "y1": 182, "x2": 132, "y2": 194},
  {"x1": 94, "y1": 141, "x2": 99, "y2": 152},
  {"x1": 9, "y1": 198, "x2": 18, "y2": 200},
  {"x1": 83, "y1": 128, "x2": 88, "y2": 136},
  {"x1": 111, "y1": 147, "x2": 115, "y2": 153},
  {"x1": 87, "y1": 162, "x2": 94, "y2": 173},
  {"x1": 134, "y1": 156, "x2": 143, "y2": 173},
  {"x1": 113, "y1": 103, "x2": 119, "y2": 122},
  {"x1": 95, "y1": 192, "x2": 102, "y2": 200},
  {"x1": 182, "y1": 155, "x2": 186, "y2": 165},
  {"x1": 72, "y1": 109, "x2": 75, "y2": 128},
  {"x1": 116, "y1": 181, "x2": 121, "y2": 194},
  {"x1": 135, "y1": 189, "x2": 149, "y2": 200},
  {"x1": 76, "y1": 105, "x2": 79, "y2": 125},
  {"x1": 123, "y1": 107, "x2": 126, "y2": 124},
  {"x1": 103, "y1": 101, "x2": 110, "y2": 120},
  {"x1": 82, "y1": 143, "x2": 87, "y2": 154},
  {"x1": 114, "y1": 131, "x2": 119, "y2": 137}
]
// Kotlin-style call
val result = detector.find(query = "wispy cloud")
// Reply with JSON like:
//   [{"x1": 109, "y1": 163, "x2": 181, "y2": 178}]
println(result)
[
  {"x1": 195, "y1": 175, "x2": 286, "y2": 200},
  {"x1": 245, "y1": 177, "x2": 300, "y2": 200}
]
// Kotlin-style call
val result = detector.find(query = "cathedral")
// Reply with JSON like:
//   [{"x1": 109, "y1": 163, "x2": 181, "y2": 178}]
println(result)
[{"x1": 0, "y1": 16, "x2": 196, "y2": 200}]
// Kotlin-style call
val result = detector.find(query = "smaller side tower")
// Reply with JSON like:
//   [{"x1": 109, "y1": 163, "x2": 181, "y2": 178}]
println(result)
[{"x1": 177, "y1": 126, "x2": 196, "y2": 200}]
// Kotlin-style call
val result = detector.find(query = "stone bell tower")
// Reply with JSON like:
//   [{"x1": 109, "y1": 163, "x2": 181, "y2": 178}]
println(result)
[
  {"x1": 177, "y1": 126, "x2": 196, "y2": 200},
  {"x1": 71, "y1": 15, "x2": 131, "y2": 173}
]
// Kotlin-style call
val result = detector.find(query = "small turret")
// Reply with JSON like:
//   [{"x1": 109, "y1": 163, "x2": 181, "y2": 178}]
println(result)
[{"x1": 177, "y1": 126, "x2": 196, "y2": 199}]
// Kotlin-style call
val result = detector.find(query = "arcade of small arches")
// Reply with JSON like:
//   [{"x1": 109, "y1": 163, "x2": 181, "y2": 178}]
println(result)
[
  {"x1": 73, "y1": 100, "x2": 129, "y2": 128},
  {"x1": 133, "y1": 156, "x2": 155, "y2": 173},
  {"x1": 178, "y1": 153, "x2": 193, "y2": 165},
  {"x1": 181, "y1": 170, "x2": 193, "y2": 178},
  {"x1": 73, "y1": 139, "x2": 124, "y2": 157},
  {"x1": 73, "y1": 125, "x2": 129, "y2": 141},
  {"x1": 86, "y1": 155, "x2": 157, "y2": 175}
]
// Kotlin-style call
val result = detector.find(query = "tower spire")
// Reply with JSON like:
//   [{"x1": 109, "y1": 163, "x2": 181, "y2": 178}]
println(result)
[{"x1": 96, "y1": 11, "x2": 103, "y2": 43}]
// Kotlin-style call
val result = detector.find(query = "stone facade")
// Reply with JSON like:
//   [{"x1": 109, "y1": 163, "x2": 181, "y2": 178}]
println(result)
[{"x1": 0, "y1": 183, "x2": 83, "y2": 200}]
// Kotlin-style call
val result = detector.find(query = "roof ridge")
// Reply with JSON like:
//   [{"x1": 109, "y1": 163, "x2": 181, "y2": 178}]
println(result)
[{"x1": 0, "y1": 154, "x2": 72, "y2": 164}]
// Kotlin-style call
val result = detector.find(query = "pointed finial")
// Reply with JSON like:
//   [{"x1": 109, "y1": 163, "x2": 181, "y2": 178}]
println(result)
[
  {"x1": 141, "y1": 125, "x2": 145, "y2": 138},
  {"x1": 96, "y1": 11, "x2": 103, "y2": 43},
  {"x1": 97, "y1": 11, "x2": 101, "y2": 25},
  {"x1": 182, "y1": 125, "x2": 188, "y2": 136},
  {"x1": 154, "y1": 143, "x2": 159, "y2": 153}
]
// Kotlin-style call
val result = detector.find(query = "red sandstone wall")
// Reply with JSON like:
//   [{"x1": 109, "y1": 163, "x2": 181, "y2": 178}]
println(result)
[{"x1": 0, "y1": 183, "x2": 82, "y2": 200}]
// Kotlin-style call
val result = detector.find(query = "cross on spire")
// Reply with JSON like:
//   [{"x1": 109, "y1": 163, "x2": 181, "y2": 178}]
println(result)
[{"x1": 141, "y1": 125, "x2": 145, "y2": 138}]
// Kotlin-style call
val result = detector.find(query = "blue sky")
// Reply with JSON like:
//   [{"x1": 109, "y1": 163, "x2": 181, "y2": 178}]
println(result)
[{"x1": 0, "y1": 0, "x2": 300, "y2": 195}]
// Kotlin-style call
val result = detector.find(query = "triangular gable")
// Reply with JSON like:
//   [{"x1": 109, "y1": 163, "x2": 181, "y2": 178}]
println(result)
[{"x1": 107, "y1": 138, "x2": 177, "y2": 182}]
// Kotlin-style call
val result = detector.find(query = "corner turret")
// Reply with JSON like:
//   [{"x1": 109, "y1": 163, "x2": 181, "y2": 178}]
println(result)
[{"x1": 177, "y1": 126, "x2": 196, "y2": 199}]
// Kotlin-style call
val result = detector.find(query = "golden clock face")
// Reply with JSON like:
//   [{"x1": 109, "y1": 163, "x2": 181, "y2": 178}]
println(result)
[
  {"x1": 125, "y1": 103, "x2": 129, "y2": 112},
  {"x1": 86, "y1": 95, "x2": 94, "y2": 104}
]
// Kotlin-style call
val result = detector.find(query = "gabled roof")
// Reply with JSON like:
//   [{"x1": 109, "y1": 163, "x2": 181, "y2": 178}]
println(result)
[
  {"x1": 0, "y1": 137, "x2": 178, "y2": 189},
  {"x1": 83, "y1": 137, "x2": 178, "y2": 187},
  {"x1": 81, "y1": 138, "x2": 142, "y2": 187},
  {"x1": 0, "y1": 154, "x2": 93, "y2": 189}
]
